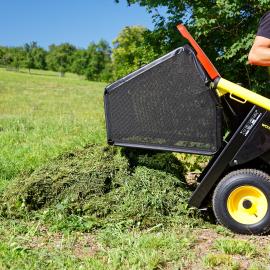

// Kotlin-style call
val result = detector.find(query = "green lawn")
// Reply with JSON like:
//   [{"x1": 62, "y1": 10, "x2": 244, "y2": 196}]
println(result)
[
  {"x1": 0, "y1": 68, "x2": 270, "y2": 270},
  {"x1": 0, "y1": 68, "x2": 106, "y2": 189}
]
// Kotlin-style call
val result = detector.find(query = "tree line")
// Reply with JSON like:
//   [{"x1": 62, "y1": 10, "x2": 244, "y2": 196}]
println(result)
[
  {"x1": 0, "y1": 25, "x2": 163, "y2": 83},
  {"x1": 0, "y1": 40, "x2": 112, "y2": 81},
  {"x1": 1, "y1": 0, "x2": 270, "y2": 93}
]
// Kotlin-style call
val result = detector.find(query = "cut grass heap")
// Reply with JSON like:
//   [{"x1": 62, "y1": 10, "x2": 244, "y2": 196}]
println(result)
[{"x1": 1, "y1": 145, "x2": 192, "y2": 229}]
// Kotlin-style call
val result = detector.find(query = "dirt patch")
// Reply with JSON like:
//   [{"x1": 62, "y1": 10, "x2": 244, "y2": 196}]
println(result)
[
  {"x1": 72, "y1": 233, "x2": 99, "y2": 258},
  {"x1": 187, "y1": 228, "x2": 270, "y2": 269},
  {"x1": 194, "y1": 229, "x2": 219, "y2": 255},
  {"x1": 25, "y1": 224, "x2": 99, "y2": 258}
]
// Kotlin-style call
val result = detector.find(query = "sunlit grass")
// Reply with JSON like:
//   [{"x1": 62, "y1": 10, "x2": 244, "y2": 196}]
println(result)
[
  {"x1": 0, "y1": 68, "x2": 106, "y2": 187},
  {"x1": 214, "y1": 238, "x2": 257, "y2": 257},
  {"x1": 1, "y1": 68, "x2": 270, "y2": 269}
]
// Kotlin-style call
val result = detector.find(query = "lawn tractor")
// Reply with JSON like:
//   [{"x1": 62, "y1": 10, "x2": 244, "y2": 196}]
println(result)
[{"x1": 104, "y1": 24, "x2": 270, "y2": 235}]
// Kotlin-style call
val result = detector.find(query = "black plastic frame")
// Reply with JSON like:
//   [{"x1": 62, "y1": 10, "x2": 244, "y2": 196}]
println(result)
[
  {"x1": 104, "y1": 45, "x2": 223, "y2": 156},
  {"x1": 189, "y1": 106, "x2": 269, "y2": 208}
]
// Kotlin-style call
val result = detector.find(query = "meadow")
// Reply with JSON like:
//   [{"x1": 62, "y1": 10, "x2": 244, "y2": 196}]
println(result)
[
  {"x1": 0, "y1": 68, "x2": 270, "y2": 270},
  {"x1": 0, "y1": 68, "x2": 106, "y2": 190}
]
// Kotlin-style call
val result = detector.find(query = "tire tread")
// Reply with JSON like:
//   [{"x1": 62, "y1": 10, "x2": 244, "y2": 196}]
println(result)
[{"x1": 212, "y1": 169, "x2": 270, "y2": 235}]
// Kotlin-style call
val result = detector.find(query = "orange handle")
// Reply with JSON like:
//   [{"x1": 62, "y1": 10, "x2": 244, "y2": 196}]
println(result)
[{"x1": 177, "y1": 24, "x2": 220, "y2": 80}]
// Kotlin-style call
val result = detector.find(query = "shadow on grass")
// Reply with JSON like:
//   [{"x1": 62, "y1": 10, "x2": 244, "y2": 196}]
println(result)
[
  {"x1": 19, "y1": 70, "x2": 59, "y2": 77},
  {"x1": 4, "y1": 68, "x2": 60, "y2": 77},
  {"x1": 120, "y1": 148, "x2": 220, "y2": 225}
]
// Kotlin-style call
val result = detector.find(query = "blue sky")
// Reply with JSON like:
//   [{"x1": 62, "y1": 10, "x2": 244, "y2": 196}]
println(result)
[{"x1": 0, "y1": 0, "x2": 159, "y2": 48}]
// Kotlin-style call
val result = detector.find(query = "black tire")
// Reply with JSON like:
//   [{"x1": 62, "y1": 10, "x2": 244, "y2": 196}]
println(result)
[{"x1": 212, "y1": 169, "x2": 270, "y2": 235}]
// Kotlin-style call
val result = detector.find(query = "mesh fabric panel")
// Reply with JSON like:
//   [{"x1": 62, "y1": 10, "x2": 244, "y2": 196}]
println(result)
[{"x1": 104, "y1": 46, "x2": 222, "y2": 155}]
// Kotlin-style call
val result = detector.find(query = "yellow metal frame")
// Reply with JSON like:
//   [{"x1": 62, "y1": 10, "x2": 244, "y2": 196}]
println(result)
[{"x1": 216, "y1": 78, "x2": 270, "y2": 111}]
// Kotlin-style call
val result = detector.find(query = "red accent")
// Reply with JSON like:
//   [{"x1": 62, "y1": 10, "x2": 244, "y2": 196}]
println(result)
[{"x1": 177, "y1": 24, "x2": 220, "y2": 80}]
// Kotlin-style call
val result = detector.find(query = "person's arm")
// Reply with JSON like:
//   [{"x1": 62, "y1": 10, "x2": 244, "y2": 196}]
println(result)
[{"x1": 248, "y1": 36, "x2": 270, "y2": 66}]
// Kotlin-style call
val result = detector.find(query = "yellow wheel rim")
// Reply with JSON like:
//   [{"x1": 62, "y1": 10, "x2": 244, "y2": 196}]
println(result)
[{"x1": 227, "y1": 185, "x2": 268, "y2": 225}]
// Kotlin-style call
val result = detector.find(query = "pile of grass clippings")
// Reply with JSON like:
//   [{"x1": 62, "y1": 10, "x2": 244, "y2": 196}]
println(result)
[{"x1": 0, "y1": 145, "x2": 194, "y2": 229}]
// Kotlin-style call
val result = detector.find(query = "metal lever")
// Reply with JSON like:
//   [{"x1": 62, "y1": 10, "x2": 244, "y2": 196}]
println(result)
[{"x1": 229, "y1": 93, "x2": 247, "y2": 104}]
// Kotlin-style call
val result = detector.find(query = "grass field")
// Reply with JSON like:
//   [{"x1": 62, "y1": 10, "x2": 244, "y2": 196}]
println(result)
[
  {"x1": 1, "y1": 68, "x2": 270, "y2": 270},
  {"x1": 0, "y1": 68, "x2": 106, "y2": 190}
]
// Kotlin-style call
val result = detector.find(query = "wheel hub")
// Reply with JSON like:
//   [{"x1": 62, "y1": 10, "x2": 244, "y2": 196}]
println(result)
[
  {"x1": 242, "y1": 199, "x2": 252, "y2": 209},
  {"x1": 227, "y1": 185, "x2": 268, "y2": 225}
]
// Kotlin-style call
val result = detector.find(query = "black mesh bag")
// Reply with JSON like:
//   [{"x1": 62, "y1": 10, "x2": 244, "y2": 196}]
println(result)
[{"x1": 104, "y1": 45, "x2": 223, "y2": 155}]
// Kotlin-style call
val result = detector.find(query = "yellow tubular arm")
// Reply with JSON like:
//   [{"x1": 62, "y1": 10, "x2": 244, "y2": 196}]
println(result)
[{"x1": 216, "y1": 78, "x2": 270, "y2": 111}]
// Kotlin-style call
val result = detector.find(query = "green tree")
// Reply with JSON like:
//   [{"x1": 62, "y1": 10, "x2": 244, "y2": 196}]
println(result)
[
  {"x1": 32, "y1": 46, "x2": 47, "y2": 70},
  {"x1": 46, "y1": 43, "x2": 76, "y2": 77},
  {"x1": 0, "y1": 40, "x2": 112, "y2": 81},
  {"x1": 71, "y1": 49, "x2": 88, "y2": 75},
  {"x1": 9, "y1": 47, "x2": 25, "y2": 71},
  {"x1": 0, "y1": 47, "x2": 5, "y2": 66},
  {"x1": 85, "y1": 40, "x2": 112, "y2": 81},
  {"x1": 1, "y1": 48, "x2": 13, "y2": 67},
  {"x1": 112, "y1": 26, "x2": 163, "y2": 79},
  {"x1": 24, "y1": 42, "x2": 37, "y2": 73},
  {"x1": 117, "y1": 0, "x2": 270, "y2": 94}
]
